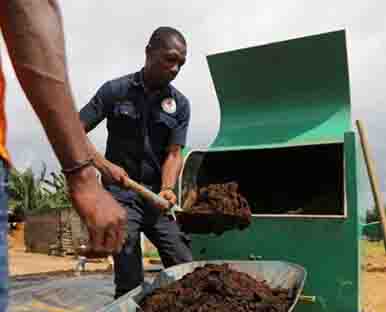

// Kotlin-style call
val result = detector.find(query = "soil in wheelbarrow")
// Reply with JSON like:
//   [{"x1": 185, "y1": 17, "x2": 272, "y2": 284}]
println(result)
[
  {"x1": 178, "y1": 182, "x2": 252, "y2": 235},
  {"x1": 140, "y1": 263, "x2": 294, "y2": 312}
]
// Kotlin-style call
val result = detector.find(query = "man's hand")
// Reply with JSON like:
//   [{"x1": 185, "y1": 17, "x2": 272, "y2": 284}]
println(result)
[
  {"x1": 159, "y1": 189, "x2": 177, "y2": 207},
  {"x1": 160, "y1": 144, "x2": 182, "y2": 210},
  {"x1": 66, "y1": 166, "x2": 128, "y2": 254}
]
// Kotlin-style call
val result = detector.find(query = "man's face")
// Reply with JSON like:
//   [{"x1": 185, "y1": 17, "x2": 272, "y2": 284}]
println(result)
[{"x1": 146, "y1": 35, "x2": 187, "y2": 88}]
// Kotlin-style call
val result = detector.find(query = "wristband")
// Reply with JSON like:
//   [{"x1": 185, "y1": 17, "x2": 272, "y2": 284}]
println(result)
[
  {"x1": 161, "y1": 186, "x2": 175, "y2": 192},
  {"x1": 61, "y1": 157, "x2": 94, "y2": 175}
]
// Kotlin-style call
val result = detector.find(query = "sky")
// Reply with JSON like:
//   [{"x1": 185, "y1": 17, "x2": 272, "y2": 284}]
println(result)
[{"x1": 1, "y1": 0, "x2": 386, "y2": 206}]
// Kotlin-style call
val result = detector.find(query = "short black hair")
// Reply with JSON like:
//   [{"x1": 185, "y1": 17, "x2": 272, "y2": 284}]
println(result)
[{"x1": 148, "y1": 26, "x2": 186, "y2": 50}]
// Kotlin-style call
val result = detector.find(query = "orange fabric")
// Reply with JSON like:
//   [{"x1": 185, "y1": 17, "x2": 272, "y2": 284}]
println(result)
[{"x1": 0, "y1": 62, "x2": 11, "y2": 165}]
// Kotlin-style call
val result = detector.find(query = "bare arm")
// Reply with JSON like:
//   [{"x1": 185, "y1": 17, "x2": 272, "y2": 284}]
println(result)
[
  {"x1": 0, "y1": 0, "x2": 126, "y2": 253},
  {"x1": 82, "y1": 121, "x2": 129, "y2": 184},
  {"x1": 160, "y1": 95, "x2": 189, "y2": 202},
  {"x1": 0, "y1": 0, "x2": 89, "y2": 169},
  {"x1": 159, "y1": 144, "x2": 184, "y2": 205}
]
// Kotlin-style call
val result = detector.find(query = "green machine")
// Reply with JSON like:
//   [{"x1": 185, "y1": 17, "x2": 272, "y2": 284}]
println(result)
[{"x1": 179, "y1": 30, "x2": 366, "y2": 311}]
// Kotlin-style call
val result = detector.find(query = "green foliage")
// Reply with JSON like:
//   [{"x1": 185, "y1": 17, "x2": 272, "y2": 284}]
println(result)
[
  {"x1": 8, "y1": 164, "x2": 71, "y2": 217},
  {"x1": 42, "y1": 171, "x2": 72, "y2": 211},
  {"x1": 366, "y1": 206, "x2": 386, "y2": 223}
]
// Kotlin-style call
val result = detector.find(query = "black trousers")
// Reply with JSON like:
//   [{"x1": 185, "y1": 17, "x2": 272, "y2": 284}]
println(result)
[{"x1": 112, "y1": 195, "x2": 192, "y2": 298}]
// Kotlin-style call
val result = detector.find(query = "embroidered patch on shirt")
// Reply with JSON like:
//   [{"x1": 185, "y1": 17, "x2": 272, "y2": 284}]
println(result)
[{"x1": 161, "y1": 97, "x2": 176, "y2": 114}]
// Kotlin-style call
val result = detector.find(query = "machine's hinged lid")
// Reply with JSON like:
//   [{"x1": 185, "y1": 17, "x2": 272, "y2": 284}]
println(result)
[{"x1": 207, "y1": 30, "x2": 351, "y2": 149}]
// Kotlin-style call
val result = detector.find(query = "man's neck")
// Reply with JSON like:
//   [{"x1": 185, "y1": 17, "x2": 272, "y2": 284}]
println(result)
[
  {"x1": 143, "y1": 68, "x2": 165, "y2": 95},
  {"x1": 142, "y1": 69, "x2": 154, "y2": 89}
]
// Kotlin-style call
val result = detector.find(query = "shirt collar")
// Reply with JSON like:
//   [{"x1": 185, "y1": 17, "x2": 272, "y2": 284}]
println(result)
[{"x1": 129, "y1": 68, "x2": 172, "y2": 98}]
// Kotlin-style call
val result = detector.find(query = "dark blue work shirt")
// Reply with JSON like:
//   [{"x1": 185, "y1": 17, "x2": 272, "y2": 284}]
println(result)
[{"x1": 80, "y1": 70, "x2": 190, "y2": 200}]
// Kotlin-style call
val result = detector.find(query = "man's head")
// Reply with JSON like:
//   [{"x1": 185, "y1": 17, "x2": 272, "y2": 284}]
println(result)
[{"x1": 144, "y1": 27, "x2": 187, "y2": 90}]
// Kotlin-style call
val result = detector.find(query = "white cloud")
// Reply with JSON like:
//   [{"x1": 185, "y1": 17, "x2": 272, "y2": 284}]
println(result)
[{"x1": 1, "y1": 0, "x2": 386, "y2": 204}]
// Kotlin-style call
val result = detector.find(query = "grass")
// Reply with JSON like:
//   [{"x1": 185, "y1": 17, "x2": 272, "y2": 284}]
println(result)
[{"x1": 361, "y1": 239, "x2": 385, "y2": 259}]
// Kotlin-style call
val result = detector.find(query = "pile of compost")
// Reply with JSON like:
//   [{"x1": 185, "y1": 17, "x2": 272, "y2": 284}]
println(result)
[
  {"x1": 140, "y1": 264, "x2": 294, "y2": 312},
  {"x1": 179, "y1": 182, "x2": 252, "y2": 234}
]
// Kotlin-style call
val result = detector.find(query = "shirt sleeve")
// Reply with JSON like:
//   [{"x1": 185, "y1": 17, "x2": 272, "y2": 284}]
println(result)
[
  {"x1": 169, "y1": 96, "x2": 190, "y2": 147},
  {"x1": 79, "y1": 81, "x2": 113, "y2": 132}
]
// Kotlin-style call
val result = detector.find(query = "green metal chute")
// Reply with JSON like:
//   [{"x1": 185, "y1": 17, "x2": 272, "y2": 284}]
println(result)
[
  {"x1": 179, "y1": 30, "x2": 363, "y2": 312},
  {"x1": 207, "y1": 30, "x2": 351, "y2": 149}
]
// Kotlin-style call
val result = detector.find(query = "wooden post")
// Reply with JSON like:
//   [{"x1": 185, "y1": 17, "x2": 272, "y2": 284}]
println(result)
[{"x1": 356, "y1": 120, "x2": 386, "y2": 251}]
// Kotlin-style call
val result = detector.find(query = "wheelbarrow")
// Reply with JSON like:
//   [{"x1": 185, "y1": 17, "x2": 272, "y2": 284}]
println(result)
[{"x1": 99, "y1": 260, "x2": 308, "y2": 312}]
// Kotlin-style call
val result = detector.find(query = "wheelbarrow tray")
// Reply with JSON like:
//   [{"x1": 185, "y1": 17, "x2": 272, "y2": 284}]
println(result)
[{"x1": 100, "y1": 260, "x2": 307, "y2": 312}]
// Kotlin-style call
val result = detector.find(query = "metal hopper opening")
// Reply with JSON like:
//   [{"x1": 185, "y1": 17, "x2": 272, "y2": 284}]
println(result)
[{"x1": 181, "y1": 142, "x2": 345, "y2": 218}]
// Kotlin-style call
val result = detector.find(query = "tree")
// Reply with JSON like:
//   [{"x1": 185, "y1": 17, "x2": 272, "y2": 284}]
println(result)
[
  {"x1": 366, "y1": 206, "x2": 386, "y2": 223},
  {"x1": 42, "y1": 171, "x2": 71, "y2": 211},
  {"x1": 8, "y1": 164, "x2": 71, "y2": 218}
]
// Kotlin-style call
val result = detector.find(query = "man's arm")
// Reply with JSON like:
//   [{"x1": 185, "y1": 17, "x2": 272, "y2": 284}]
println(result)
[
  {"x1": 0, "y1": 0, "x2": 126, "y2": 253},
  {"x1": 159, "y1": 144, "x2": 184, "y2": 205},
  {"x1": 0, "y1": 0, "x2": 87, "y2": 169},
  {"x1": 159, "y1": 96, "x2": 190, "y2": 205},
  {"x1": 79, "y1": 82, "x2": 129, "y2": 184},
  {"x1": 83, "y1": 129, "x2": 129, "y2": 185},
  {"x1": 161, "y1": 144, "x2": 184, "y2": 191}
]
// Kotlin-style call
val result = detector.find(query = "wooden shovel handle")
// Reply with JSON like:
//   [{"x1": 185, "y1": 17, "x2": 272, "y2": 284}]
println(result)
[
  {"x1": 120, "y1": 176, "x2": 171, "y2": 211},
  {"x1": 356, "y1": 120, "x2": 386, "y2": 252}
]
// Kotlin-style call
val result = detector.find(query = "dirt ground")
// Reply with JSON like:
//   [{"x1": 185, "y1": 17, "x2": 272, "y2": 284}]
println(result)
[
  {"x1": 362, "y1": 241, "x2": 386, "y2": 312},
  {"x1": 8, "y1": 225, "x2": 111, "y2": 276},
  {"x1": 8, "y1": 224, "x2": 158, "y2": 277},
  {"x1": 8, "y1": 246, "x2": 111, "y2": 276},
  {"x1": 7, "y1": 228, "x2": 386, "y2": 311}
]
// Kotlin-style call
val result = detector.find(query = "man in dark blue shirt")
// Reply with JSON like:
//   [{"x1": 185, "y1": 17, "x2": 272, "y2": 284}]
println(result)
[{"x1": 80, "y1": 27, "x2": 193, "y2": 298}]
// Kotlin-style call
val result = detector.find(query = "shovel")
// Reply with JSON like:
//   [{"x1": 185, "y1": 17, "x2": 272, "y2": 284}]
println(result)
[
  {"x1": 120, "y1": 176, "x2": 183, "y2": 220},
  {"x1": 77, "y1": 177, "x2": 183, "y2": 258}
]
